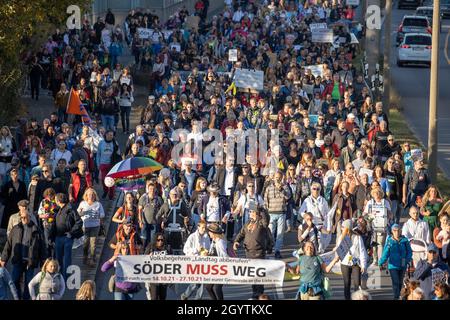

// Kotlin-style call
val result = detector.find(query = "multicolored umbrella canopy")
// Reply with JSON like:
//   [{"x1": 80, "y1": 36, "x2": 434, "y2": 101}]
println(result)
[{"x1": 106, "y1": 157, "x2": 163, "y2": 179}]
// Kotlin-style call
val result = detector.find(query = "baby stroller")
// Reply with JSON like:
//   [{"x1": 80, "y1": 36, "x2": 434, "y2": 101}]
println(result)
[{"x1": 406, "y1": 238, "x2": 428, "y2": 278}]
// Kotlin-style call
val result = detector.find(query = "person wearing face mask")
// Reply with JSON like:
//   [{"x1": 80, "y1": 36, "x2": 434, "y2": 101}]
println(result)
[
  {"x1": 233, "y1": 203, "x2": 273, "y2": 299},
  {"x1": 413, "y1": 243, "x2": 450, "y2": 300}
]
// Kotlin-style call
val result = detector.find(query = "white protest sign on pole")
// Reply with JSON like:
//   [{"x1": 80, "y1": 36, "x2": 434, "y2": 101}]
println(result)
[
  {"x1": 234, "y1": 68, "x2": 265, "y2": 92},
  {"x1": 228, "y1": 49, "x2": 238, "y2": 62},
  {"x1": 336, "y1": 236, "x2": 352, "y2": 261},
  {"x1": 116, "y1": 255, "x2": 286, "y2": 286},
  {"x1": 304, "y1": 64, "x2": 325, "y2": 78},
  {"x1": 312, "y1": 29, "x2": 334, "y2": 43},
  {"x1": 310, "y1": 23, "x2": 328, "y2": 32},
  {"x1": 137, "y1": 28, "x2": 152, "y2": 39},
  {"x1": 350, "y1": 33, "x2": 359, "y2": 44}
]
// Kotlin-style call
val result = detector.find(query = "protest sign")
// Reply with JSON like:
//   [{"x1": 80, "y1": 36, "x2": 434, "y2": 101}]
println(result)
[
  {"x1": 305, "y1": 64, "x2": 326, "y2": 78},
  {"x1": 350, "y1": 33, "x2": 359, "y2": 44},
  {"x1": 170, "y1": 43, "x2": 181, "y2": 52},
  {"x1": 185, "y1": 16, "x2": 200, "y2": 31},
  {"x1": 137, "y1": 28, "x2": 152, "y2": 39},
  {"x1": 336, "y1": 236, "x2": 352, "y2": 261},
  {"x1": 320, "y1": 251, "x2": 342, "y2": 275},
  {"x1": 116, "y1": 255, "x2": 286, "y2": 285},
  {"x1": 312, "y1": 29, "x2": 334, "y2": 43},
  {"x1": 234, "y1": 68, "x2": 265, "y2": 92},
  {"x1": 431, "y1": 268, "x2": 448, "y2": 286},
  {"x1": 228, "y1": 49, "x2": 238, "y2": 62},
  {"x1": 310, "y1": 23, "x2": 328, "y2": 32},
  {"x1": 347, "y1": 0, "x2": 360, "y2": 5},
  {"x1": 359, "y1": 168, "x2": 373, "y2": 178}
]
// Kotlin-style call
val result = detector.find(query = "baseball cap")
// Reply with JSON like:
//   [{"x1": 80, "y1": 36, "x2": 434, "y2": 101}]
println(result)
[{"x1": 427, "y1": 243, "x2": 438, "y2": 253}]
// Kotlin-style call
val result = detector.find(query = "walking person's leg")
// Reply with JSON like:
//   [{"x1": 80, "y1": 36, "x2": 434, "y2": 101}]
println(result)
[
  {"x1": 120, "y1": 106, "x2": 126, "y2": 132},
  {"x1": 63, "y1": 236, "x2": 74, "y2": 279},
  {"x1": 22, "y1": 267, "x2": 36, "y2": 300},
  {"x1": 11, "y1": 263, "x2": 24, "y2": 300},
  {"x1": 275, "y1": 214, "x2": 286, "y2": 256},
  {"x1": 55, "y1": 236, "x2": 64, "y2": 273},
  {"x1": 126, "y1": 106, "x2": 131, "y2": 132},
  {"x1": 214, "y1": 284, "x2": 224, "y2": 300},
  {"x1": 90, "y1": 227, "x2": 99, "y2": 263},
  {"x1": 351, "y1": 265, "x2": 362, "y2": 292},
  {"x1": 389, "y1": 269, "x2": 401, "y2": 300},
  {"x1": 83, "y1": 228, "x2": 90, "y2": 264},
  {"x1": 205, "y1": 284, "x2": 217, "y2": 300},
  {"x1": 340, "y1": 264, "x2": 352, "y2": 300}
]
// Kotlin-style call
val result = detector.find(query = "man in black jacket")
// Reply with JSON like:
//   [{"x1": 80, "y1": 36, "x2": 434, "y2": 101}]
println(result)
[
  {"x1": 0, "y1": 208, "x2": 46, "y2": 300},
  {"x1": 233, "y1": 203, "x2": 273, "y2": 299},
  {"x1": 33, "y1": 164, "x2": 64, "y2": 212},
  {"x1": 52, "y1": 193, "x2": 83, "y2": 279}
]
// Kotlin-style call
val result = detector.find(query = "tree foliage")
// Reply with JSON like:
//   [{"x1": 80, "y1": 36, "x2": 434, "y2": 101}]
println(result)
[{"x1": 0, "y1": 0, "x2": 92, "y2": 124}]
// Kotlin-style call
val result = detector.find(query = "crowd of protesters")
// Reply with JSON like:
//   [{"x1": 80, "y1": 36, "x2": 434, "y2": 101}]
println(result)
[{"x1": 0, "y1": 0, "x2": 449, "y2": 300}]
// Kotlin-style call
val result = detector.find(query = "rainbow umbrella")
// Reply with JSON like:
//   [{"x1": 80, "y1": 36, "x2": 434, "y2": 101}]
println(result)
[{"x1": 106, "y1": 157, "x2": 163, "y2": 179}]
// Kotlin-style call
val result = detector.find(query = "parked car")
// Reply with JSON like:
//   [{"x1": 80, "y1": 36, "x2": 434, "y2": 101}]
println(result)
[
  {"x1": 397, "y1": 33, "x2": 432, "y2": 67},
  {"x1": 415, "y1": 6, "x2": 442, "y2": 32},
  {"x1": 398, "y1": 0, "x2": 423, "y2": 9},
  {"x1": 396, "y1": 15, "x2": 432, "y2": 45}
]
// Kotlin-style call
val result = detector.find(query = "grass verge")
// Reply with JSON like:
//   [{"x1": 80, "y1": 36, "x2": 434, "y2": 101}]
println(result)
[{"x1": 389, "y1": 108, "x2": 450, "y2": 198}]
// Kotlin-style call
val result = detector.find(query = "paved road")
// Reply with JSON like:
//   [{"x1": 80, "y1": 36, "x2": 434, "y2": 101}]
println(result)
[{"x1": 389, "y1": 8, "x2": 450, "y2": 178}]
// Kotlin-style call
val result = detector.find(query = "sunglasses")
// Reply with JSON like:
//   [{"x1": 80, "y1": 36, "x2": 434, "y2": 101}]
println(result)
[
  {"x1": 157, "y1": 239, "x2": 165, "y2": 242},
  {"x1": 247, "y1": 185, "x2": 254, "y2": 188},
  {"x1": 42, "y1": 170, "x2": 49, "y2": 173},
  {"x1": 312, "y1": 188, "x2": 320, "y2": 191}
]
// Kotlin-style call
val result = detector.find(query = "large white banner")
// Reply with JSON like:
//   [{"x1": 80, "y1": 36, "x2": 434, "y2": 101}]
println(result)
[
  {"x1": 116, "y1": 255, "x2": 286, "y2": 286},
  {"x1": 234, "y1": 68, "x2": 265, "y2": 91},
  {"x1": 312, "y1": 29, "x2": 334, "y2": 43}
]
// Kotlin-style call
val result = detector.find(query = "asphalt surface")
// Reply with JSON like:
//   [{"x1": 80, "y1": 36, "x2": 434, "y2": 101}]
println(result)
[{"x1": 389, "y1": 8, "x2": 450, "y2": 177}]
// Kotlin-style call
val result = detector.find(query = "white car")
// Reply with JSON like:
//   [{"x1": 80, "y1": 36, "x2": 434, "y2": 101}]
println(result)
[{"x1": 397, "y1": 33, "x2": 432, "y2": 67}]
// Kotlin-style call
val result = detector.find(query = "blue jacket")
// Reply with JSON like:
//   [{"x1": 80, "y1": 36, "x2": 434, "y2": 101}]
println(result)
[
  {"x1": 0, "y1": 267, "x2": 19, "y2": 300},
  {"x1": 379, "y1": 236, "x2": 412, "y2": 270}
]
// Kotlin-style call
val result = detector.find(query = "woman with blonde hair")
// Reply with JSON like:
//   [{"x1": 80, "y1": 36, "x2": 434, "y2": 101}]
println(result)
[
  {"x1": 76, "y1": 280, "x2": 96, "y2": 300},
  {"x1": 77, "y1": 187, "x2": 105, "y2": 266},
  {"x1": 0, "y1": 126, "x2": 17, "y2": 184},
  {"x1": 420, "y1": 185, "x2": 444, "y2": 235},
  {"x1": 28, "y1": 258, "x2": 65, "y2": 300}
]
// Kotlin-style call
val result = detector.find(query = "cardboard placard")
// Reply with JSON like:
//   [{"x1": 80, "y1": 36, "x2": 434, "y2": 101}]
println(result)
[
  {"x1": 336, "y1": 236, "x2": 352, "y2": 261},
  {"x1": 234, "y1": 68, "x2": 264, "y2": 92},
  {"x1": 305, "y1": 64, "x2": 326, "y2": 78},
  {"x1": 312, "y1": 29, "x2": 334, "y2": 43},
  {"x1": 170, "y1": 43, "x2": 181, "y2": 52},
  {"x1": 358, "y1": 168, "x2": 373, "y2": 178},
  {"x1": 185, "y1": 16, "x2": 200, "y2": 31},
  {"x1": 310, "y1": 23, "x2": 328, "y2": 32},
  {"x1": 309, "y1": 114, "x2": 319, "y2": 125},
  {"x1": 228, "y1": 49, "x2": 238, "y2": 62},
  {"x1": 137, "y1": 28, "x2": 152, "y2": 39}
]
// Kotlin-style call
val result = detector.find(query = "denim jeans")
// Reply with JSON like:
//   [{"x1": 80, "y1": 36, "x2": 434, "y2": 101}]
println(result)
[
  {"x1": 114, "y1": 292, "x2": 134, "y2": 300},
  {"x1": 101, "y1": 114, "x2": 115, "y2": 132},
  {"x1": 11, "y1": 262, "x2": 35, "y2": 300},
  {"x1": 391, "y1": 200, "x2": 400, "y2": 224},
  {"x1": 120, "y1": 106, "x2": 131, "y2": 132},
  {"x1": 55, "y1": 236, "x2": 74, "y2": 279},
  {"x1": 141, "y1": 223, "x2": 155, "y2": 248},
  {"x1": 389, "y1": 268, "x2": 406, "y2": 300},
  {"x1": 269, "y1": 213, "x2": 286, "y2": 252},
  {"x1": 183, "y1": 283, "x2": 204, "y2": 300}
]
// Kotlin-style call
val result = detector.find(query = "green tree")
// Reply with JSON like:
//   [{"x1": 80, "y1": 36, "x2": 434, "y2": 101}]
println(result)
[{"x1": 0, "y1": 0, "x2": 92, "y2": 124}]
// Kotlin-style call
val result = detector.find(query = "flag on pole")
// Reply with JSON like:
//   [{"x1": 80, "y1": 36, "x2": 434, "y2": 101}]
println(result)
[{"x1": 66, "y1": 88, "x2": 91, "y2": 125}]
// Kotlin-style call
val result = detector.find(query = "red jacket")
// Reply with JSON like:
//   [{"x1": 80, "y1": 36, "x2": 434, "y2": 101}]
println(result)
[
  {"x1": 71, "y1": 171, "x2": 93, "y2": 202},
  {"x1": 322, "y1": 81, "x2": 346, "y2": 99}
]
